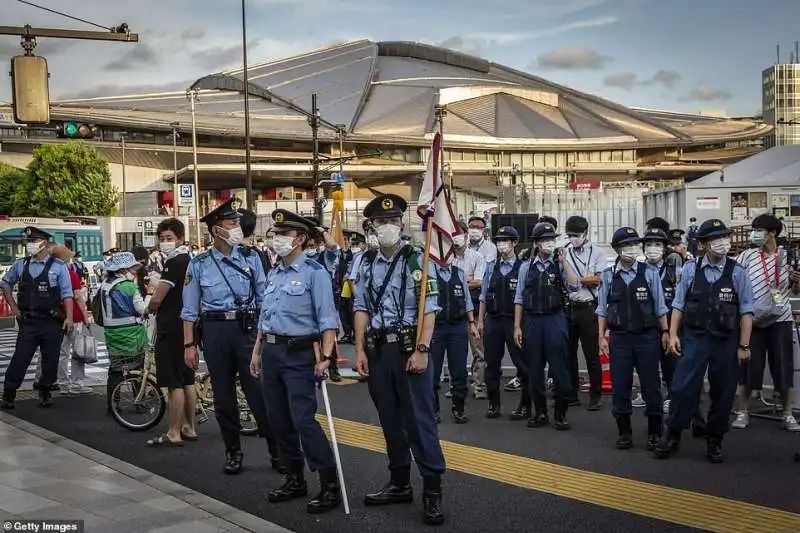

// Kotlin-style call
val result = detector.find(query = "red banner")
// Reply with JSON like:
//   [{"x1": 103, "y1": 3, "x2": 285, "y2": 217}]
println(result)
[{"x1": 568, "y1": 179, "x2": 601, "y2": 191}]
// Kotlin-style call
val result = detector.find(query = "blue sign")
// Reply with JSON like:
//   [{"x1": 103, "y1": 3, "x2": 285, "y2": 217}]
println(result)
[
  {"x1": 335, "y1": 172, "x2": 345, "y2": 184},
  {"x1": 180, "y1": 184, "x2": 193, "y2": 198}
]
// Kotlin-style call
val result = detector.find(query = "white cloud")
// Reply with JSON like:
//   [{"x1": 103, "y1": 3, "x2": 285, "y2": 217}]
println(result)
[{"x1": 535, "y1": 47, "x2": 613, "y2": 70}]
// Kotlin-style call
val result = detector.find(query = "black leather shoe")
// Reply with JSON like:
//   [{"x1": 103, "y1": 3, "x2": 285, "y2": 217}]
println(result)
[
  {"x1": 1, "y1": 390, "x2": 15, "y2": 410},
  {"x1": 224, "y1": 449, "x2": 243, "y2": 475},
  {"x1": 329, "y1": 368, "x2": 342, "y2": 383},
  {"x1": 553, "y1": 401, "x2": 571, "y2": 430},
  {"x1": 706, "y1": 437, "x2": 724, "y2": 464},
  {"x1": 269, "y1": 473, "x2": 308, "y2": 503},
  {"x1": 271, "y1": 458, "x2": 287, "y2": 475},
  {"x1": 422, "y1": 491, "x2": 445, "y2": 526},
  {"x1": 38, "y1": 390, "x2": 52, "y2": 408},
  {"x1": 646, "y1": 434, "x2": 659, "y2": 451},
  {"x1": 486, "y1": 401, "x2": 501, "y2": 419},
  {"x1": 616, "y1": 432, "x2": 633, "y2": 449},
  {"x1": 526, "y1": 413, "x2": 548, "y2": 428},
  {"x1": 307, "y1": 483, "x2": 341, "y2": 514},
  {"x1": 452, "y1": 408, "x2": 468, "y2": 424},
  {"x1": 364, "y1": 482, "x2": 414, "y2": 506},
  {"x1": 510, "y1": 404, "x2": 530, "y2": 421},
  {"x1": 654, "y1": 429, "x2": 681, "y2": 459}
]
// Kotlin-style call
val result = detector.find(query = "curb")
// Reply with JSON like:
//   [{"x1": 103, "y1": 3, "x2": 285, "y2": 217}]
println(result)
[{"x1": 0, "y1": 411, "x2": 293, "y2": 533}]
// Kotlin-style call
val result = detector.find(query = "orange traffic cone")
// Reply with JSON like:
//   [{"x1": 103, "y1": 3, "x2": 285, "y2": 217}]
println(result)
[{"x1": 600, "y1": 332, "x2": 612, "y2": 394}]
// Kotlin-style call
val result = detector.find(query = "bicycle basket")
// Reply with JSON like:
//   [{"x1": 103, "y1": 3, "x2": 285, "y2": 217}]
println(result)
[{"x1": 109, "y1": 353, "x2": 145, "y2": 372}]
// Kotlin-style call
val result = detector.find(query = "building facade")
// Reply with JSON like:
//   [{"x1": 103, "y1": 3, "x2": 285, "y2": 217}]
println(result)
[{"x1": 763, "y1": 60, "x2": 800, "y2": 147}]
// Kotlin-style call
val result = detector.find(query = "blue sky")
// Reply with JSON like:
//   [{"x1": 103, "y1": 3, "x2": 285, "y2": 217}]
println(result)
[{"x1": 0, "y1": 0, "x2": 797, "y2": 115}]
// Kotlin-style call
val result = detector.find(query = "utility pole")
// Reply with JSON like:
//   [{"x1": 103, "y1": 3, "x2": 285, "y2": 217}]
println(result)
[
  {"x1": 170, "y1": 122, "x2": 180, "y2": 216},
  {"x1": 121, "y1": 136, "x2": 127, "y2": 216},
  {"x1": 188, "y1": 89, "x2": 202, "y2": 246},
  {"x1": 240, "y1": 0, "x2": 253, "y2": 209},
  {"x1": 310, "y1": 94, "x2": 322, "y2": 221}
]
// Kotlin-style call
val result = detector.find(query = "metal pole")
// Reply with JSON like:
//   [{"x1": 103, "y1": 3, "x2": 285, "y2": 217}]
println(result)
[
  {"x1": 171, "y1": 123, "x2": 179, "y2": 216},
  {"x1": 311, "y1": 93, "x2": 321, "y2": 221},
  {"x1": 189, "y1": 90, "x2": 202, "y2": 246},
  {"x1": 121, "y1": 136, "x2": 127, "y2": 216},
  {"x1": 241, "y1": 0, "x2": 253, "y2": 209}
]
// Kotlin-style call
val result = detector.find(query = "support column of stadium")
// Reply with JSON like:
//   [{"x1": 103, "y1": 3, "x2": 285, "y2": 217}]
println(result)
[{"x1": 240, "y1": 0, "x2": 253, "y2": 210}]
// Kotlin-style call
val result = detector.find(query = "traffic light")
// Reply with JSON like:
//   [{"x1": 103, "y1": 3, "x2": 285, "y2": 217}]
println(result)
[{"x1": 55, "y1": 122, "x2": 100, "y2": 139}]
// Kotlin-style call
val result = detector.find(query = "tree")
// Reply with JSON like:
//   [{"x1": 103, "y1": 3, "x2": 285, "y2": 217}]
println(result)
[
  {"x1": 11, "y1": 142, "x2": 119, "y2": 216},
  {"x1": 0, "y1": 163, "x2": 25, "y2": 215}
]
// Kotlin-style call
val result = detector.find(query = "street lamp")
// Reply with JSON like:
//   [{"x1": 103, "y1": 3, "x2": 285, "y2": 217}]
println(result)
[
  {"x1": 241, "y1": 0, "x2": 253, "y2": 209},
  {"x1": 187, "y1": 89, "x2": 202, "y2": 246},
  {"x1": 170, "y1": 122, "x2": 180, "y2": 216}
]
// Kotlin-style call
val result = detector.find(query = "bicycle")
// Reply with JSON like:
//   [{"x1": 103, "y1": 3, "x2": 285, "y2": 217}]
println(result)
[
  {"x1": 108, "y1": 346, "x2": 167, "y2": 432},
  {"x1": 194, "y1": 372, "x2": 259, "y2": 436}
]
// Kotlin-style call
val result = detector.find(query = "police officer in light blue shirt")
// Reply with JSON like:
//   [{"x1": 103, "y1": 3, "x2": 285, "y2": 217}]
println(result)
[
  {"x1": 181, "y1": 197, "x2": 281, "y2": 475},
  {"x1": 353, "y1": 193, "x2": 446, "y2": 526},
  {"x1": 250, "y1": 209, "x2": 341, "y2": 514},
  {"x1": 0, "y1": 227, "x2": 74, "y2": 409},
  {"x1": 596, "y1": 227, "x2": 669, "y2": 451},
  {"x1": 655, "y1": 219, "x2": 754, "y2": 464}
]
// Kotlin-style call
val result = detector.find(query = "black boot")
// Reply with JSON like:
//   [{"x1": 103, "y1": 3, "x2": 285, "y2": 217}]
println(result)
[
  {"x1": 328, "y1": 358, "x2": 342, "y2": 383},
  {"x1": 691, "y1": 413, "x2": 707, "y2": 439},
  {"x1": 647, "y1": 416, "x2": 663, "y2": 451},
  {"x1": 706, "y1": 436, "x2": 724, "y2": 464},
  {"x1": 616, "y1": 416, "x2": 633, "y2": 449},
  {"x1": 553, "y1": 398, "x2": 571, "y2": 430},
  {"x1": 307, "y1": 467, "x2": 341, "y2": 514},
  {"x1": 269, "y1": 469, "x2": 308, "y2": 503},
  {"x1": 654, "y1": 428, "x2": 681, "y2": 459},
  {"x1": 422, "y1": 475, "x2": 445, "y2": 526},
  {"x1": 486, "y1": 389, "x2": 501, "y2": 419},
  {"x1": 224, "y1": 449, "x2": 243, "y2": 475},
  {"x1": 510, "y1": 389, "x2": 531, "y2": 421},
  {"x1": 452, "y1": 397, "x2": 468, "y2": 424},
  {"x1": 38, "y1": 389, "x2": 52, "y2": 408},
  {"x1": 527, "y1": 409, "x2": 549, "y2": 428},
  {"x1": 364, "y1": 466, "x2": 413, "y2": 506},
  {"x1": 1, "y1": 389, "x2": 15, "y2": 410}
]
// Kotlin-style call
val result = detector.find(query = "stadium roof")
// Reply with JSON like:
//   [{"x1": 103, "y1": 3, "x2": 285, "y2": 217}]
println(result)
[
  {"x1": 49, "y1": 40, "x2": 771, "y2": 150},
  {"x1": 687, "y1": 145, "x2": 800, "y2": 189}
]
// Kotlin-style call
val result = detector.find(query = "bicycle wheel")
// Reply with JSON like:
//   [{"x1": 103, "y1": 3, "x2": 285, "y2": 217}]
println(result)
[
  {"x1": 109, "y1": 375, "x2": 166, "y2": 431},
  {"x1": 236, "y1": 381, "x2": 259, "y2": 436}
]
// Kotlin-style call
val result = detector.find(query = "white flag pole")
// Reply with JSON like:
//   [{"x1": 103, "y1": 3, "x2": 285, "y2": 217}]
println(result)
[{"x1": 321, "y1": 380, "x2": 351, "y2": 514}]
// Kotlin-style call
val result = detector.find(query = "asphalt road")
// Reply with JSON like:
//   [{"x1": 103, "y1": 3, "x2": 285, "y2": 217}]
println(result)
[{"x1": 7, "y1": 381, "x2": 800, "y2": 533}]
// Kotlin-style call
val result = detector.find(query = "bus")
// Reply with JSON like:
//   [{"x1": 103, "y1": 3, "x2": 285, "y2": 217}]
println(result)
[{"x1": 0, "y1": 216, "x2": 104, "y2": 278}]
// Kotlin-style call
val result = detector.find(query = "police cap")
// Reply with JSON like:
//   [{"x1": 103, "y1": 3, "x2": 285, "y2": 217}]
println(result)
[
  {"x1": 696, "y1": 219, "x2": 731, "y2": 240},
  {"x1": 493, "y1": 226, "x2": 519, "y2": 241},
  {"x1": 531, "y1": 222, "x2": 558, "y2": 240},
  {"x1": 642, "y1": 228, "x2": 669, "y2": 244},
  {"x1": 668, "y1": 228, "x2": 685, "y2": 245},
  {"x1": 363, "y1": 194, "x2": 407, "y2": 220},
  {"x1": 611, "y1": 227, "x2": 641, "y2": 248},
  {"x1": 200, "y1": 196, "x2": 240, "y2": 226},
  {"x1": 271, "y1": 209, "x2": 314, "y2": 233},
  {"x1": 23, "y1": 226, "x2": 52, "y2": 241}
]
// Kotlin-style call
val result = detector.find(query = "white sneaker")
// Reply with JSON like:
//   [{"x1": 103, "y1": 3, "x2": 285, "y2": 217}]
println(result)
[
  {"x1": 732, "y1": 411, "x2": 749, "y2": 429},
  {"x1": 69, "y1": 384, "x2": 92, "y2": 395},
  {"x1": 782, "y1": 415, "x2": 800, "y2": 432},
  {"x1": 632, "y1": 392, "x2": 646, "y2": 408},
  {"x1": 662, "y1": 399, "x2": 671, "y2": 415}
]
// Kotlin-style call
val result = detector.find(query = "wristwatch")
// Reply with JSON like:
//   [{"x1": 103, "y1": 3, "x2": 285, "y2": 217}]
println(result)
[
  {"x1": 660, "y1": 330, "x2": 669, "y2": 335},
  {"x1": 323, "y1": 353, "x2": 334, "y2": 361},
  {"x1": 184, "y1": 342, "x2": 196, "y2": 349},
  {"x1": 417, "y1": 343, "x2": 430, "y2": 353},
  {"x1": 739, "y1": 344, "x2": 750, "y2": 351}
]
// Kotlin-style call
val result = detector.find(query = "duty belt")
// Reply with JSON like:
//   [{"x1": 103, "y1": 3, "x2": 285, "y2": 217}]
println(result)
[
  {"x1": 203, "y1": 311, "x2": 238, "y2": 321},
  {"x1": 570, "y1": 300, "x2": 595, "y2": 308},
  {"x1": 263, "y1": 333, "x2": 320, "y2": 350}
]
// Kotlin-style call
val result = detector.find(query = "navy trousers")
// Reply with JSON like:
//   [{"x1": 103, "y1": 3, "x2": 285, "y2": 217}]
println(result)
[
  {"x1": 4, "y1": 317, "x2": 63, "y2": 392},
  {"x1": 366, "y1": 341, "x2": 446, "y2": 477},
  {"x1": 609, "y1": 330, "x2": 663, "y2": 419},
  {"x1": 484, "y1": 315, "x2": 526, "y2": 394},
  {"x1": 431, "y1": 321, "x2": 469, "y2": 412},
  {"x1": 522, "y1": 312, "x2": 571, "y2": 412}
]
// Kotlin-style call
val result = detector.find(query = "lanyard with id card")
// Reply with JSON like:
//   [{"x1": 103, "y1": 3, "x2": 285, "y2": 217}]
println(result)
[{"x1": 760, "y1": 250, "x2": 783, "y2": 305}]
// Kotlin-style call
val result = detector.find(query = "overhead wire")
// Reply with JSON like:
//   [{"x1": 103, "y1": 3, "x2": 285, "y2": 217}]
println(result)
[{"x1": 15, "y1": 0, "x2": 111, "y2": 30}]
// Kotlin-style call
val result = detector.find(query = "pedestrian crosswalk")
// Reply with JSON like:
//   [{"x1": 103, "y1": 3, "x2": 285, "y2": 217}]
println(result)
[{"x1": 0, "y1": 327, "x2": 110, "y2": 390}]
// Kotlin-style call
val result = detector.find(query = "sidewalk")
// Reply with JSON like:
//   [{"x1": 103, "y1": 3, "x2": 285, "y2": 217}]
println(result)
[{"x1": 0, "y1": 412, "x2": 292, "y2": 533}]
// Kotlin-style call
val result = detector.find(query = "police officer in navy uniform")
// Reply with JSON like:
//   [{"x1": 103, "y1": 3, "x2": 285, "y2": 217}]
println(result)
[
  {"x1": 597, "y1": 227, "x2": 669, "y2": 449},
  {"x1": 181, "y1": 197, "x2": 282, "y2": 474},
  {"x1": 338, "y1": 230, "x2": 363, "y2": 344},
  {"x1": 0, "y1": 227, "x2": 74, "y2": 409},
  {"x1": 478, "y1": 226, "x2": 528, "y2": 419},
  {"x1": 353, "y1": 194, "x2": 446, "y2": 526},
  {"x1": 655, "y1": 219, "x2": 754, "y2": 463},
  {"x1": 513, "y1": 222, "x2": 573, "y2": 430},
  {"x1": 250, "y1": 209, "x2": 342, "y2": 514}
]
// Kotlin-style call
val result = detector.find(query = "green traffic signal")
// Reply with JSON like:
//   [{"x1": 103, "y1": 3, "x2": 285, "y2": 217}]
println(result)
[{"x1": 64, "y1": 122, "x2": 79, "y2": 136}]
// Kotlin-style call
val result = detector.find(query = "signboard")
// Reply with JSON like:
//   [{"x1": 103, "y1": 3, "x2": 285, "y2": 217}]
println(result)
[
  {"x1": 696, "y1": 197, "x2": 720, "y2": 210},
  {"x1": 330, "y1": 172, "x2": 345, "y2": 184},
  {"x1": 144, "y1": 221, "x2": 153, "y2": 231},
  {"x1": 568, "y1": 179, "x2": 601, "y2": 191},
  {"x1": 142, "y1": 235, "x2": 156, "y2": 248},
  {"x1": 179, "y1": 184, "x2": 195, "y2": 206},
  {"x1": 136, "y1": 220, "x2": 144, "y2": 228}
]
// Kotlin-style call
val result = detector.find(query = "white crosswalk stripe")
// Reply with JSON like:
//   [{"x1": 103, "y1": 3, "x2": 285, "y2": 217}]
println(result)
[{"x1": 0, "y1": 328, "x2": 110, "y2": 390}]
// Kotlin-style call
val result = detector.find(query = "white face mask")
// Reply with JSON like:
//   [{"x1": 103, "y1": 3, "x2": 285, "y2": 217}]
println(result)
[
  {"x1": 366, "y1": 234, "x2": 379, "y2": 249},
  {"x1": 350, "y1": 245, "x2": 363, "y2": 253},
  {"x1": 26, "y1": 241, "x2": 44, "y2": 256},
  {"x1": 539, "y1": 240, "x2": 556, "y2": 255},
  {"x1": 304, "y1": 249, "x2": 317, "y2": 256},
  {"x1": 619, "y1": 246, "x2": 639, "y2": 262},
  {"x1": 496, "y1": 241, "x2": 514, "y2": 255},
  {"x1": 376, "y1": 224, "x2": 401, "y2": 247},
  {"x1": 644, "y1": 245, "x2": 663, "y2": 263},
  {"x1": 708, "y1": 238, "x2": 731, "y2": 256},
  {"x1": 216, "y1": 226, "x2": 243, "y2": 246},
  {"x1": 468, "y1": 228, "x2": 483, "y2": 242},
  {"x1": 159, "y1": 241, "x2": 176, "y2": 255},
  {"x1": 452, "y1": 234, "x2": 466, "y2": 247},
  {"x1": 569, "y1": 235, "x2": 586, "y2": 248},
  {"x1": 272, "y1": 235, "x2": 296, "y2": 257}
]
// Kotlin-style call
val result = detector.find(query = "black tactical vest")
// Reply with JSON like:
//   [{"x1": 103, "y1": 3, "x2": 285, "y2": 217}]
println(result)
[
  {"x1": 660, "y1": 262, "x2": 677, "y2": 309},
  {"x1": 486, "y1": 258, "x2": 520, "y2": 317},
  {"x1": 607, "y1": 262, "x2": 657, "y2": 333},
  {"x1": 522, "y1": 259, "x2": 564, "y2": 315},
  {"x1": 683, "y1": 258, "x2": 739, "y2": 336},
  {"x1": 436, "y1": 266, "x2": 467, "y2": 324},
  {"x1": 18, "y1": 257, "x2": 60, "y2": 313}
]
